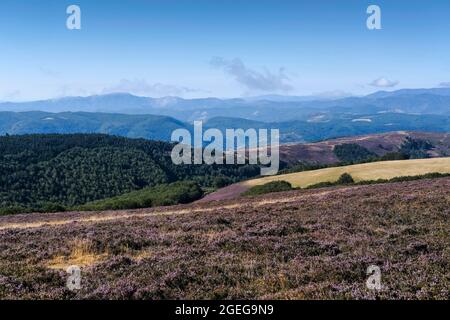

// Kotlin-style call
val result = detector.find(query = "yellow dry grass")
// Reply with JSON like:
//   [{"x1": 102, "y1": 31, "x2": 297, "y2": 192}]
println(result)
[
  {"x1": 128, "y1": 250, "x2": 153, "y2": 262},
  {"x1": 117, "y1": 244, "x2": 155, "y2": 262},
  {"x1": 0, "y1": 204, "x2": 242, "y2": 231},
  {"x1": 244, "y1": 157, "x2": 450, "y2": 188},
  {"x1": 46, "y1": 239, "x2": 108, "y2": 270}
]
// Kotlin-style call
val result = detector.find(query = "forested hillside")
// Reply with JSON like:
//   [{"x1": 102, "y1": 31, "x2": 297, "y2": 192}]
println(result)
[{"x1": 0, "y1": 134, "x2": 260, "y2": 213}]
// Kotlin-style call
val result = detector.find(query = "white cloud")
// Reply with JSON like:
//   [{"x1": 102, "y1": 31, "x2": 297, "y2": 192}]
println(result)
[
  {"x1": 369, "y1": 77, "x2": 399, "y2": 88},
  {"x1": 102, "y1": 79, "x2": 199, "y2": 97},
  {"x1": 210, "y1": 57, "x2": 293, "y2": 92}
]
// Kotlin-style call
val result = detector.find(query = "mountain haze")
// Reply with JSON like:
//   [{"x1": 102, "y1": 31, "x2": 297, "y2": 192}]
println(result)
[{"x1": 2, "y1": 88, "x2": 450, "y2": 123}]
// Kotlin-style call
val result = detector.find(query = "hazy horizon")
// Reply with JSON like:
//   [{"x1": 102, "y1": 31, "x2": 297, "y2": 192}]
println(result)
[{"x1": 3, "y1": 85, "x2": 450, "y2": 104}]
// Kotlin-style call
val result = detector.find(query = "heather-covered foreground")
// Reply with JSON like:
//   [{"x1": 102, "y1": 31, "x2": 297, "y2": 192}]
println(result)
[{"x1": 0, "y1": 179, "x2": 449, "y2": 299}]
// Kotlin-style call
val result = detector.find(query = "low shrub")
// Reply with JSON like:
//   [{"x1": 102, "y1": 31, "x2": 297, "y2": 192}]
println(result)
[
  {"x1": 337, "y1": 173, "x2": 354, "y2": 184},
  {"x1": 380, "y1": 152, "x2": 409, "y2": 161},
  {"x1": 76, "y1": 181, "x2": 203, "y2": 211},
  {"x1": 213, "y1": 176, "x2": 232, "y2": 189},
  {"x1": 0, "y1": 205, "x2": 31, "y2": 216},
  {"x1": 36, "y1": 202, "x2": 67, "y2": 213},
  {"x1": 243, "y1": 181, "x2": 294, "y2": 196}
]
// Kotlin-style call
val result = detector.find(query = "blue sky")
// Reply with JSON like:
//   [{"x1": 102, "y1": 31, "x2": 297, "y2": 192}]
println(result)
[{"x1": 0, "y1": 0, "x2": 449, "y2": 101}]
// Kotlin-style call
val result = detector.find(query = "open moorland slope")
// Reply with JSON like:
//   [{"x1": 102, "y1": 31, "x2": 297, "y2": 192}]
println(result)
[
  {"x1": 0, "y1": 178, "x2": 448, "y2": 299},
  {"x1": 278, "y1": 131, "x2": 450, "y2": 165}
]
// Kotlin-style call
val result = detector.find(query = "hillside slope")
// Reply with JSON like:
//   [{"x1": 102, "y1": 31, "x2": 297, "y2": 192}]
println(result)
[
  {"x1": 0, "y1": 178, "x2": 448, "y2": 299},
  {"x1": 201, "y1": 157, "x2": 450, "y2": 201},
  {"x1": 0, "y1": 111, "x2": 189, "y2": 141},
  {"x1": 0, "y1": 134, "x2": 259, "y2": 212},
  {"x1": 278, "y1": 131, "x2": 450, "y2": 165}
]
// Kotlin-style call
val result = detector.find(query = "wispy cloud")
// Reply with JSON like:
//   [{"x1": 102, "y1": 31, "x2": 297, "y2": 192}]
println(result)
[
  {"x1": 1, "y1": 90, "x2": 21, "y2": 101},
  {"x1": 369, "y1": 77, "x2": 399, "y2": 88},
  {"x1": 102, "y1": 79, "x2": 200, "y2": 97},
  {"x1": 210, "y1": 57, "x2": 293, "y2": 92},
  {"x1": 39, "y1": 67, "x2": 61, "y2": 78},
  {"x1": 439, "y1": 82, "x2": 450, "y2": 88}
]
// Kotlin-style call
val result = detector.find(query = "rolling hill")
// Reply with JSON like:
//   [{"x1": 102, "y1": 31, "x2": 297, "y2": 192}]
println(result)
[
  {"x1": 1, "y1": 131, "x2": 449, "y2": 211},
  {"x1": 0, "y1": 111, "x2": 190, "y2": 141},
  {"x1": 278, "y1": 131, "x2": 450, "y2": 165},
  {"x1": 202, "y1": 157, "x2": 450, "y2": 201}
]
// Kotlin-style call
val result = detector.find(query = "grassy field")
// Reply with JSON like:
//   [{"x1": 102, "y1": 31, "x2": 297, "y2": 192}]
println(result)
[{"x1": 244, "y1": 157, "x2": 450, "y2": 188}]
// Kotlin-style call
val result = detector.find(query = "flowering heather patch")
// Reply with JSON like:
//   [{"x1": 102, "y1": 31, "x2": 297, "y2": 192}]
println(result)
[{"x1": 0, "y1": 178, "x2": 449, "y2": 299}]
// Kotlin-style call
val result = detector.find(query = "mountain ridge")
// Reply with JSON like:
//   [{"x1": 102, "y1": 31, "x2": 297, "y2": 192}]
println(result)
[{"x1": 2, "y1": 87, "x2": 450, "y2": 123}]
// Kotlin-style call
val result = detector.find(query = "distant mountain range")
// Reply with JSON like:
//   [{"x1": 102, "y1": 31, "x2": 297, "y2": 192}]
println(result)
[
  {"x1": 1, "y1": 88, "x2": 450, "y2": 143},
  {"x1": 1, "y1": 87, "x2": 450, "y2": 123}
]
